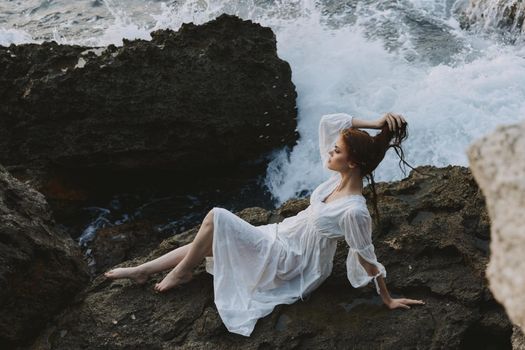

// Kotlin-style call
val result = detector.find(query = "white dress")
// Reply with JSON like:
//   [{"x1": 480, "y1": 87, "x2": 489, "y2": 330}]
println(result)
[{"x1": 205, "y1": 112, "x2": 387, "y2": 336}]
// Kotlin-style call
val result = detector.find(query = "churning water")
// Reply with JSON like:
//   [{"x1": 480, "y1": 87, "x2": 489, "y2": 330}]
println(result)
[{"x1": 2, "y1": 0, "x2": 524, "y2": 207}]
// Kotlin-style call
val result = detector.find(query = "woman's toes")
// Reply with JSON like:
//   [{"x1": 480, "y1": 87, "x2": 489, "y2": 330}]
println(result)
[
  {"x1": 103, "y1": 267, "x2": 149, "y2": 284},
  {"x1": 104, "y1": 270, "x2": 117, "y2": 279},
  {"x1": 154, "y1": 282, "x2": 164, "y2": 292}
]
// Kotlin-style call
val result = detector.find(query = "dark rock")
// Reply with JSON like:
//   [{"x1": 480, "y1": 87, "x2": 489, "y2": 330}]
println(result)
[
  {"x1": 0, "y1": 13, "x2": 298, "y2": 202},
  {"x1": 30, "y1": 165, "x2": 513, "y2": 349},
  {"x1": 88, "y1": 220, "x2": 162, "y2": 275},
  {"x1": 0, "y1": 165, "x2": 90, "y2": 349}
]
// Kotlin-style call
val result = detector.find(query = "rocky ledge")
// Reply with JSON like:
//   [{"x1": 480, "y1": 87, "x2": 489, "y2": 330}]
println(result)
[{"x1": 26, "y1": 165, "x2": 514, "y2": 349}]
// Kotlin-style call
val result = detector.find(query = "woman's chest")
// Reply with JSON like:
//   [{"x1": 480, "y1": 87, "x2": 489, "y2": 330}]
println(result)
[
  {"x1": 308, "y1": 176, "x2": 364, "y2": 237},
  {"x1": 307, "y1": 202, "x2": 345, "y2": 238}
]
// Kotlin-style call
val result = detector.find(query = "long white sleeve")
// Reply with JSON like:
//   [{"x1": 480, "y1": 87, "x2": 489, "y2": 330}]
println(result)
[
  {"x1": 338, "y1": 207, "x2": 387, "y2": 295},
  {"x1": 318, "y1": 113, "x2": 353, "y2": 169}
]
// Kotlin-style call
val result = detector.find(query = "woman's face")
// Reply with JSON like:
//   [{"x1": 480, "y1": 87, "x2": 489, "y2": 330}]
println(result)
[{"x1": 327, "y1": 135, "x2": 350, "y2": 171}]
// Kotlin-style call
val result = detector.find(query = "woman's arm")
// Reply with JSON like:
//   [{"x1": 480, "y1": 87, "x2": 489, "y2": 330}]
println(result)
[
  {"x1": 351, "y1": 117, "x2": 382, "y2": 129},
  {"x1": 357, "y1": 254, "x2": 392, "y2": 304},
  {"x1": 358, "y1": 255, "x2": 425, "y2": 309},
  {"x1": 352, "y1": 112, "x2": 406, "y2": 131},
  {"x1": 340, "y1": 208, "x2": 423, "y2": 309}
]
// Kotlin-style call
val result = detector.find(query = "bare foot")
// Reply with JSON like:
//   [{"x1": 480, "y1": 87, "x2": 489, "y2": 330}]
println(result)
[
  {"x1": 104, "y1": 266, "x2": 149, "y2": 284},
  {"x1": 154, "y1": 267, "x2": 193, "y2": 292}
]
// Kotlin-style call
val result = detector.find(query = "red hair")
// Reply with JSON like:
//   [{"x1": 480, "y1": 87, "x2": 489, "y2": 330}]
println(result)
[{"x1": 340, "y1": 122, "x2": 410, "y2": 224}]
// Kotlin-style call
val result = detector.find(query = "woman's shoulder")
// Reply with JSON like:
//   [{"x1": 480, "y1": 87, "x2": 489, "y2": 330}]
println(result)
[{"x1": 342, "y1": 199, "x2": 370, "y2": 216}]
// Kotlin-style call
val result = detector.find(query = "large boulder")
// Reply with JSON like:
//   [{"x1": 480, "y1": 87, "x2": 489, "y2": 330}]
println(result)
[
  {"x1": 467, "y1": 120, "x2": 525, "y2": 338},
  {"x1": 0, "y1": 165, "x2": 90, "y2": 348},
  {"x1": 30, "y1": 165, "x2": 513, "y2": 349},
  {"x1": 0, "y1": 13, "x2": 298, "y2": 201}
]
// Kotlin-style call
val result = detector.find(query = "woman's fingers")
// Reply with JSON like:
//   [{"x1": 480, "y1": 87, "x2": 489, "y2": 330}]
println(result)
[
  {"x1": 384, "y1": 112, "x2": 408, "y2": 131},
  {"x1": 390, "y1": 116, "x2": 396, "y2": 131},
  {"x1": 394, "y1": 114, "x2": 402, "y2": 128},
  {"x1": 393, "y1": 114, "x2": 404, "y2": 128},
  {"x1": 388, "y1": 297, "x2": 425, "y2": 310},
  {"x1": 386, "y1": 114, "x2": 394, "y2": 131}
]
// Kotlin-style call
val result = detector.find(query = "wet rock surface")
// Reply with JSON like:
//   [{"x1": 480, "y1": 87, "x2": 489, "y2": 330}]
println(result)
[
  {"x1": 0, "y1": 165, "x2": 90, "y2": 349},
  {"x1": 29, "y1": 165, "x2": 513, "y2": 349},
  {"x1": 460, "y1": 0, "x2": 525, "y2": 40}
]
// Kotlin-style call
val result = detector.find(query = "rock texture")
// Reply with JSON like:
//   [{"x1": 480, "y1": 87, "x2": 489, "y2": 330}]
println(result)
[
  {"x1": 461, "y1": 0, "x2": 525, "y2": 37},
  {"x1": 513, "y1": 325, "x2": 525, "y2": 350},
  {"x1": 30, "y1": 165, "x2": 513, "y2": 349},
  {"x1": 467, "y1": 120, "x2": 525, "y2": 336},
  {"x1": 0, "y1": 13, "x2": 298, "y2": 200},
  {"x1": 88, "y1": 220, "x2": 162, "y2": 275},
  {"x1": 0, "y1": 165, "x2": 90, "y2": 349}
]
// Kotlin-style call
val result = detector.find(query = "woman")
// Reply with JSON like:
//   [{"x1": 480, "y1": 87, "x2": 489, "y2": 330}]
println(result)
[{"x1": 105, "y1": 112, "x2": 425, "y2": 336}]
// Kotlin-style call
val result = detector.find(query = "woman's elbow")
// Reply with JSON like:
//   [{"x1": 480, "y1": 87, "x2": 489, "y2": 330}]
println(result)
[{"x1": 358, "y1": 254, "x2": 379, "y2": 276}]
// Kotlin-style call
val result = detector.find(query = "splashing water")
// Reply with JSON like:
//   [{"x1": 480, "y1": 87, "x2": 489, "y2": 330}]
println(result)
[
  {"x1": 462, "y1": 0, "x2": 525, "y2": 42},
  {"x1": 1, "y1": 0, "x2": 524, "y2": 207}
]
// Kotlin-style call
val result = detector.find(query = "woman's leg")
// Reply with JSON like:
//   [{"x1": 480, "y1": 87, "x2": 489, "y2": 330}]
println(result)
[
  {"x1": 154, "y1": 208, "x2": 215, "y2": 292},
  {"x1": 104, "y1": 242, "x2": 193, "y2": 284}
]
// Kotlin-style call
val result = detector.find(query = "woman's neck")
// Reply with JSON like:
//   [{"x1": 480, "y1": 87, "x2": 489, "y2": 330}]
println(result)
[{"x1": 337, "y1": 171, "x2": 363, "y2": 195}]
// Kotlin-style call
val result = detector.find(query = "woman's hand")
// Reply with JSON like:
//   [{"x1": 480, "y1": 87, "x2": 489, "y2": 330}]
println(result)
[
  {"x1": 376, "y1": 112, "x2": 407, "y2": 131},
  {"x1": 385, "y1": 297, "x2": 425, "y2": 310}
]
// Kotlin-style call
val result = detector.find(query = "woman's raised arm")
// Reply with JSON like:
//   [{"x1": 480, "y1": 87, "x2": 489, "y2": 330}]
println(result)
[
  {"x1": 352, "y1": 112, "x2": 406, "y2": 130},
  {"x1": 350, "y1": 117, "x2": 381, "y2": 129}
]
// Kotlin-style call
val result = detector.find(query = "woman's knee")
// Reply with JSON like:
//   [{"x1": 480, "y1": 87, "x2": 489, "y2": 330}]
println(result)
[
  {"x1": 205, "y1": 207, "x2": 229, "y2": 228},
  {"x1": 204, "y1": 208, "x2": 218, "y2": 226},
  {"x1": 209, "y1": 207, "x2": 227, "y2": 219}
]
